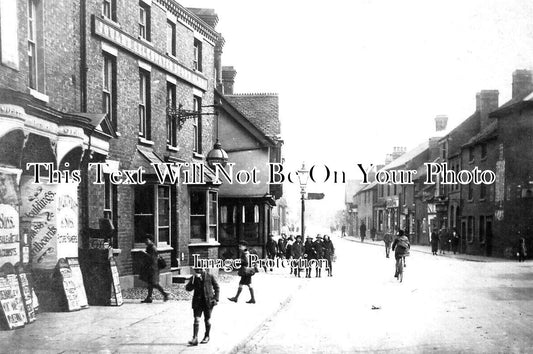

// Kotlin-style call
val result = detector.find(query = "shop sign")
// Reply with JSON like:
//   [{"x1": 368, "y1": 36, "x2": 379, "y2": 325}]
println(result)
[
  {"x1": 386, "y1": 196, "x2": 399, "y2": 208},
  {"x1": 92, "y1": 16, "x2": 208, "y2": 91}
]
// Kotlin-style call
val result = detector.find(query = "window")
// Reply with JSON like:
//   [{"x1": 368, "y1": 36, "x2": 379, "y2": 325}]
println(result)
[
  {"x1": 193, "y1": 38, "x2": 202, "y2": 71},
  {"x1": 469, "y1": 146, "x2": 475, "y2": 163},
  {"x1": 166, "y1": 20, "x2": 176, "y2": 56},
  {"x1": 481, "y1": 143, "x2": 487, "y2": 160},
  {"x1": 193, "y1": 96, "x2": 202, "y2": 153},
  {"x1": 166, "y1": 82, "x2": 177, "y2": 147},
  {"x1": 480, "y1": 183, "x2": 486, "y2": 200},
  {"x1": 102, "y1": 0, "x2": 116, "y2": 21},
  {"x1": 138, "y1": 69, "x2": 151, "y2": 139},
  {"x1": 479, "y1": 216, "x2": 485, "y2": 243},
  {"x1": 28, "y1": 0, "x2": 37, "y2": 89},
  {"x1": 139, "y1": 2, "x2": 150, "y2": 41},
  {"x1": 103, "y1": 54, "x2": 117, "y2": 130},
  {"x1": 134, "y1": 185, "x2": 170, "y2": 246},
  {"x1": 441, "y1": 141, "x2": 447, "y2": 159},
  {"x1": 190, "y1": 189, "x2": 218, "y2": 241},
  {"x1": 467, "y1": 216, "x2": 474, "y2": 243}
]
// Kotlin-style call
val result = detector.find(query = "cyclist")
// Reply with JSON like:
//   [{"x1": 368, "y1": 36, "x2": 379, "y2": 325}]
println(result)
[{"x1": 392, "y1": 229, "x2": 410, "y2": 279}]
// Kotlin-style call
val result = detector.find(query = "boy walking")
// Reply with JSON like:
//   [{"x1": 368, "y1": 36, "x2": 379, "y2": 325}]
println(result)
[{"x1": 185, "y1": 267, "x2": 220, "y2": 346}]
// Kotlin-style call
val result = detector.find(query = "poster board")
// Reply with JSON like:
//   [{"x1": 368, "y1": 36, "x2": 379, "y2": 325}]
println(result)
[
  {"x1": 16, "y1": 272, "x2": 35, "y2": 323},
  {"x1": 109, "y1": 258, "x2": 123, "y2": 306},
  {"x1": 56, "y1": 259, "x2": 81, "y2": 311},
  {"x1": 66, "y1": 258, "x2": 88, "y2": 308},
  {"x1": 0, "y1": 275, "x2": 26, "y2": 329}
]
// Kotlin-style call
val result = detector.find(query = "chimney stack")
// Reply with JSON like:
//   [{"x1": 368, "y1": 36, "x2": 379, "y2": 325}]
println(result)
[
  {"x1": 512, "y1": 69, "x2": 533, "y2": 99},
  {"x1": 391, "y1": 146, "x2": 406, "y2": 160},
  {"x1": 475, "y1": 90, "x2": 499, "y2": 130},
  {"x1": 435, "y1": 115, "x2": 448, "y2": 132},
  {"x1": 222, "y1": 66, "x2": 237, "y2": 95}
]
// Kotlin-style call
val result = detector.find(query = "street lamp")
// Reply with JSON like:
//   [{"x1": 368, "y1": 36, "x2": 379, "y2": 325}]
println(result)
[{"x1": 297, "y1": 163, "x2": 310, "y2": 237}]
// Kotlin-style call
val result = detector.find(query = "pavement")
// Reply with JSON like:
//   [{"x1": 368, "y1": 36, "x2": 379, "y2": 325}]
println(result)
[
  {"x1": 0, "y1": 265, "x2": 304, "y2": 353},
  {"x1": 240, "y1": 235, "x2": 533, "y2": 353},
  {"x1": 343, "y1": 234, "x2": 512, "y2": 262}
]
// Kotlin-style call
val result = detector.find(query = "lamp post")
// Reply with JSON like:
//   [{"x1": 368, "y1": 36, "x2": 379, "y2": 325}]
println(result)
[{"x1": 297, "y1": 163, "x2": 309, "y2": 237}]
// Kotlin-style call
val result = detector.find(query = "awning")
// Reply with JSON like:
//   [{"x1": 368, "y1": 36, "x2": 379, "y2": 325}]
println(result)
[{"x1": 131, "y1": 146, "x2": 164, "y2": 172}]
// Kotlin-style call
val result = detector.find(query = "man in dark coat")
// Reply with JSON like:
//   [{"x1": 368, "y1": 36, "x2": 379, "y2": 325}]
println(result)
[
  {"x1": 291, "y1": 236, "x2": 304, "y2": 277},
  {"x1": 265, "y1": 234, "x2": 278, "y2": 272},
  {"x1": 185, "y1": 267, "x2": 220, "y2": 345},
  {"x1": 439, "y1": 227, "x2": 448, "y2": 255},
  {"x1": 278, "y1": 234, "x2": 288, "y2": 259},
  {"x1": 360, "y1": 223, "x2": 366, "y2": 242},
  {"x1": 314, "y1": 235, "x2": 326, "y2": 277},
  {"x1": 139, "y1": 236, "x2": 169, "y2": 303},
  {"x1": 304, "y1": 236, "x2": 316, "y2": 278},
  {"x1": 322, "y1": 235, "x2": 335, "y2": 276},
  {"x1": 228, "y1": 241, "x2": 256, "y2": 303},
  {"x1": 431, "y1": 228, "x2": 439, "y2": 255},
  {"x1": 383, "y1": 233, "x2": 393, "y2": 258}
]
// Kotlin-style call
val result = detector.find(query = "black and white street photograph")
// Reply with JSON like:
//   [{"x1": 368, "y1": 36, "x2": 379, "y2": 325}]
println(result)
[{"x1": 0, "y1": 0, "x2": 532, "y2": 353}]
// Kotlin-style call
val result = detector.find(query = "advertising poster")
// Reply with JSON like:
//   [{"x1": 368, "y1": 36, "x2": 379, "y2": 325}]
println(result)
[
  {"x1": 56, "y1": 184, "x2": 79, "y2": 260},
  {"x1": 0, "y1": 170, "x2": 20, "y2": 268},
  {"x1": 0, "y1": 275, "x2": 25, "y2": 329},
  {"x1": 20, "y1": 176, "x2": 57, "y2": 269}
]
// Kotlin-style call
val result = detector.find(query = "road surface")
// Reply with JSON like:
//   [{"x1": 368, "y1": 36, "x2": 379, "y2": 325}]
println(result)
[{"x1": 240, "y1": 237, "x2": 533, "y2": 353}]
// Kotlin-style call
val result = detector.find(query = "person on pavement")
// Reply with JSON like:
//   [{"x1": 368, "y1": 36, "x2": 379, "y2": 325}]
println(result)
[
  {"x1": 278, "y1": 233, "x2": 288, "y2": 259},
  {"x1": 304, "y1": 236, "x2": 316, "y2": 278},
  {"x1": 265, "y1": 234, "x2": 278, "y2": 272},
  {"x1": 286, "y1": 235, "x2": 294, "y2": 274},
  {"x1": 291, "y1": 235, "x2": 304, "y2": 277},
  {"x1": 370, "y1": 226, "x2": 377, "y2": 241},
  {"x1": 431, "y1": 228, "x2": 439, "y2": 256},
  {"x1": 392, "y1": 229, "x2": 410, "y2": 278},
  {"x1": 322, "y1": 234, "x2": 335, "y2": 276},
  {"x1": 383, "y1": 232, "x2": 393, "y2": 258},
  {"x1": 451, "y1": 228, "x2": 460, "y2": 254},
  {"x1": 341, "y1": 225, "x2": 346, "y2": 237},
  {"x1": 314, "y1": 235, "x2": 325, "y2": 277},
  {"x1": 139, "y1": 236, "x2": 169, "y2": 303},
  {"x1": 360, "y1": 223, "x2": 367, "y2": 242},
  {"x1": 229, "y1": 241, "x2": 256, "y2": 304},
  {"x1": 439, "y1": 227, "x2": 448, "y2": 255},
  {"x1": 518, "y1": 236, "x2": 527, "y2": 262},
  {"x1": 185, "y1": 267, "x2": 220, "y2": 346}
]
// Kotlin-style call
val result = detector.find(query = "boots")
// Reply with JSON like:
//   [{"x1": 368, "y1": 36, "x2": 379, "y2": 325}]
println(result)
[
  {"x1": 188, "y1": 323, "x2": 199, "y2": 346},
  {"x1": 228, "y1": 287, "x2": 242, "y2": 302},
  {"x1": 201, "y1": 322, "x2": 211, "y2": 344},
  {"x1": 247, "y1": 288, "x2": 256, "y2": 304}
]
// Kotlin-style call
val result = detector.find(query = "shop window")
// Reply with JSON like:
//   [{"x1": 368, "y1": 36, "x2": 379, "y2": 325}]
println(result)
[
  {"x1": 193, "y1": 96, "x2": 202, "y2": 154},
  {"x1": 138, "y1": 69, "x2": 151, "y2": 139},
  {"x1": 102, "y1": 0, "x2": 116, "y2": 21},
  {"x1": 193, "y1": 38, "x2": 202, "y2": 71},
  {"x1": 166, "y1": 20, "x2": 176, "y2": 56},
  {"x1": 139, "y1": 1, "x2": 150, "y2": 41},
  {"x1": 166, "y1": 82, "x2": 177, "y2": 147},
  {"x1": 103, "y1": 54, "x2": 117, "y2": 130},
  {"x1": 134, "y1": 185, "x2": 170, "y2": 246},
  {"x1": 190, "y1": 189, "x2": 218, "y2": 242}
]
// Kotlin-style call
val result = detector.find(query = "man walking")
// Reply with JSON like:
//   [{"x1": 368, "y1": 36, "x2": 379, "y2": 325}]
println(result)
[
  {"x1": 185, "y1": 267, "x2": 220, "y2": 346},
  {"x1": 228, "y1": 241, "x2": 256, "y2": 304},
  {"x1": 139, "y1": 236, "x2": 169, "y2": 303},
  {"x1": 383, "y1": 232, "x2": 392, "y2": 258},
  {"x1": 360, "y1": 222, "x2": 366, "y2": 242},
  {"x1": 291, "y1": 236, "x2": 304, "y2": 277},
  {"x1": 278, "y1": 233, "x2": 288, "y2": 259},
  {"x1": 265, "y1": 234, "x2": 278, "y2": 272}
]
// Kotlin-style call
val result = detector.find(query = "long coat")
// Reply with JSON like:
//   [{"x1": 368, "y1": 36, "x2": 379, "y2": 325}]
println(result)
[
  {"x1": 439, "y1": 229, "x2": 448, "y2": 250},
  {"x1": 278, "y1": 238, "x2": 287, "y2": 257},
  {"x1": 292, "y1": 241, "x2": 304, "y2": 259},
  {"x1": 185, "y1": 271, "x2": 220, "y2": 310},
  {"x1": 323, "y1": 239, "x2": 335, "y2": 259},
  {"x1": 139, "y1": 243, "x2": 159, "y2": 285},
  {"x1": 314, "y1": 240, "x2": 325, "y2": 259},
  {"x1": 431, "y1": 232, "x2": 439, "y2": 253}
]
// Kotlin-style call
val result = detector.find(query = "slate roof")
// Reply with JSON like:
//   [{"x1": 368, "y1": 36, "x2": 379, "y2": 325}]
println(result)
[
  {"x1": 490, "y1": 90, "x2": 533, "y2": 118},
  {"x1": 382, "y1": 141, "x2": 429, "y2": 170},
  {"x1": 224, "y1": 94, "x2": 280, "y2": 138},
  {"x1": 463, "y1": 120, "x2": 498, "y2": 147}
]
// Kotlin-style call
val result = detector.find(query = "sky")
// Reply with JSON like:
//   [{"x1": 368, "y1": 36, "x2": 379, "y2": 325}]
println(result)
[{"x1": 181, "y1": 0, "x2": 533, "y2": 226}]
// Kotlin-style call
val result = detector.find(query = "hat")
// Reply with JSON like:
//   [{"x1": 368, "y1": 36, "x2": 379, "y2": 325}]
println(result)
[
  {"x1": 238, "y1": 240, "x2": 248, "y2": 246},
  {"x1": 317, "y1": 235, "x2": 323, "y2": 239}
]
